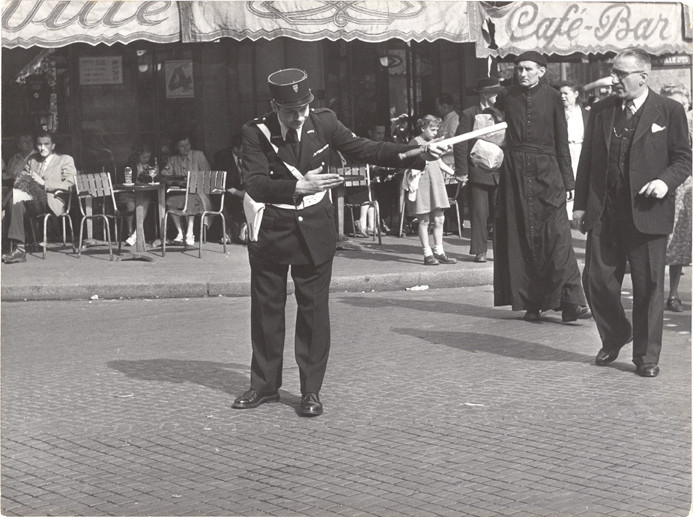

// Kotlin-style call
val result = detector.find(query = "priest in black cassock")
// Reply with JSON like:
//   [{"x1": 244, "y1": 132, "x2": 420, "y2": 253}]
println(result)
[{"x1": 493, "y1": 51, "x2": 591, "y2": 323}]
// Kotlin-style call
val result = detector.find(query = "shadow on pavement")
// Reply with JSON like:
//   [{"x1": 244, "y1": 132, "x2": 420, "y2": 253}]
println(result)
[
  {"x1": 106, "y1": 358, "x2": 303, "y2": 408},
  {"x1": 107, "y1": 358, "x2": 250, "y2": 395},
  {"x1": 394, "y1": 328, "x2": 597, "y2": 364},
  {"x1": 337, "y1": 296, "x2": 514, "y2": 321}
]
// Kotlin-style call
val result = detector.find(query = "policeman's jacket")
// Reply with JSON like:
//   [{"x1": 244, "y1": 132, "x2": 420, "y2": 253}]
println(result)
[{"x1": 241, "y1": 108, "x2": 425, "y2": 265}]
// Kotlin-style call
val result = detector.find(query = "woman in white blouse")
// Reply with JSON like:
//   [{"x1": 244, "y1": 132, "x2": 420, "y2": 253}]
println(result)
[{"x1": 557, "y1": 81, "x2": 589, "y2": 220}]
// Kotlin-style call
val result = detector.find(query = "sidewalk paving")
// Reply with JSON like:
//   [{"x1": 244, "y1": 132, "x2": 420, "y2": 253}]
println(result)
[{"x1": 0, "y1": 229, "x2": 588, "y2": 301}]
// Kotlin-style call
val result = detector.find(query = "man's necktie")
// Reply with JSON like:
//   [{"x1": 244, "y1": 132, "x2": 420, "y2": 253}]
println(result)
[
  {"x1": 624, "y1": 100, "x2": 635, "y2": 122},
  {"x1": 286, "y1": 128, "x2": 298, "y2": 143},
  {"x1": 286, "y1": 128, "x2": 299, "y2": 157}
]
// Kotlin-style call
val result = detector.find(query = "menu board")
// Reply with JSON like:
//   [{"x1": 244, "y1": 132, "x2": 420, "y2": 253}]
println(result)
[{"x1": 79, "y1": 56, "x2": 123, "y2": 85}]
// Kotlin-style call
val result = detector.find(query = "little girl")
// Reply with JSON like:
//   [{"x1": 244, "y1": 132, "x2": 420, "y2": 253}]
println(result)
[{"x1": 404, "y1": 115, "x2": 458, "y2": 265}]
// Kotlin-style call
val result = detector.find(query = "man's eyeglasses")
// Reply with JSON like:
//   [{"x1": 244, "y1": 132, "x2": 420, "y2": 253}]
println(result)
[{"x1": 610, "y1": 69, "x2": 645, "y2": 82}]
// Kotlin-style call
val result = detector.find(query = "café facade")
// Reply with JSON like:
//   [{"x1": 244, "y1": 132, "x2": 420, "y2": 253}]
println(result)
[{"x1": 1, "y1": 0, "x2": 691, "y2": 172}]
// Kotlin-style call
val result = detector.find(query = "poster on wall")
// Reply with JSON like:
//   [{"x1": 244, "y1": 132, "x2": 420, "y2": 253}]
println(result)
[
  {"x1": 79, "y1": 56, "x2": 123, "y2": 85},
  {"x1": 165, "y1": 60, "x2": 194, "y2": 98}
]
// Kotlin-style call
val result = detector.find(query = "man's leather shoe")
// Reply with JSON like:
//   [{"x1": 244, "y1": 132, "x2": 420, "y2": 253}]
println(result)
[
  {"x1": 523, "y1": 310, "x2": 541, "y2": 322},
  {"x1": 474, "y1": 252, "x2": 487, "y2": 263},
  {"x1": 2, "y1": 248, "x2": 26, "y2": 264},
  {"x1": 637, "y1": 364, "x2": 660, "y2": 378},
  {"x1": 595, "y1": 347, "x2": 619, "y2": 366},
  {"x1": 667, "y1": 296, "x2": 685, "y2": 312},
  {"x1": 562, "y1": 304, "x2": 592, "y2": 322},
  {"x1": 231, "y1": 389, "x2": 279, "y2": 409},
  {"x1": 299, "y1": 393, "x2": 323, "y2": 417}
]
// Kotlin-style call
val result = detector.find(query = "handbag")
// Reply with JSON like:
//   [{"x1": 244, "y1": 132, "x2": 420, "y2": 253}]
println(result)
[{"x1": 470, "y1": 140, "x2": 504, "y2": 170}]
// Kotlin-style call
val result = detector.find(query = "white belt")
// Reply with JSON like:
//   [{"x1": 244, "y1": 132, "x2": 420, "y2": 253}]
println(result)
[{"x1": 271, "y1": 190, "x2": 326, "y2": 210}]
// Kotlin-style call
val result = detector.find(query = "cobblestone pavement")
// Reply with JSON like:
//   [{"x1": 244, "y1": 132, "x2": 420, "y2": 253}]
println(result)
[{"x1": 2, "y1": 284, "x2": 690, "y2": 516}]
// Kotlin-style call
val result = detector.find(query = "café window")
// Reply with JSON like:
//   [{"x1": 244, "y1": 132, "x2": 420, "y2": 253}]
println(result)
[{"x1": 1, "y1": 47, "x2": 72, "y2": 159}]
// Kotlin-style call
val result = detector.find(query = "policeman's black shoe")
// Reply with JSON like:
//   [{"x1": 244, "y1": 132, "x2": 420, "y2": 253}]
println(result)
[
  {"x1": 595, "y1": 347, "x2": 619, "y2": 366},
  {"x1": 562, "y1": 304, "x2": 592, "y2": 322},
  {"x1": 299, "y1": 393, "x2": 323, "y2": 417},
  {"x1": 2, "y1": 247, "x2": 26, "y2": 264},
  {"x1": 231, "y1": 389, "x2": 279, "y2": 409},
  {"x1": 637, "y1": 364, "x2": 660, "y2": 378}
]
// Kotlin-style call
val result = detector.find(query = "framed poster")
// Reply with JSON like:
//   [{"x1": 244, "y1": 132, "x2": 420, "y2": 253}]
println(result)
[
  {"x1": 79, "y1": 56, "x2": 123, "y2": 85},
  {"x1": 165, "y1": 60, "x2": 194, "y2": 98}
]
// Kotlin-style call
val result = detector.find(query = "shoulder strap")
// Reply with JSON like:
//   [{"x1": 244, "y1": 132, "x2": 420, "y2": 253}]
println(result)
[{"x1": 256, "y1": 122, "x2": 304, "y2": 181}]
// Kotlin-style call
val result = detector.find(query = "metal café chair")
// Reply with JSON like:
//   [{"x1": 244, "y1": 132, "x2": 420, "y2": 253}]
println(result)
[
  {"x1": 29, "y1": 187, "x2": 76, "y2": 258},
  {"x1": 443, "y1": 174, "x2": 463, "y2": 238},
  {"x1": 340, "y1": 164, "x2": 382, "y2": 245},
  {"x1": 161, "y1": 170, "x2": 227, "y2": 258},
  {"x1": 75, "y1": 172, "x2": 130, "y2": 261}
]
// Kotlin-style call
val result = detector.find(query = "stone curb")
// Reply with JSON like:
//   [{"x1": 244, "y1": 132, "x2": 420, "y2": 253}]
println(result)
[{"x1": 2, "y1": 268, "x2": 493, "y2": 302}]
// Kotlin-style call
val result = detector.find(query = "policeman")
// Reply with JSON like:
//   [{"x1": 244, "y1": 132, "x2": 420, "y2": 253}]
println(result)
[{"x1": 233, "y1": 68, "x2": 444, "y2": 416}]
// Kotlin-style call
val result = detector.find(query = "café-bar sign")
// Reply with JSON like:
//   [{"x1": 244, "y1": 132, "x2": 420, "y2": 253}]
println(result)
[
  {"x1": 1, "y1": 0, "x2": 181, "y2": 49},
  {"x1": 472, "y1": 1, "x2": 691, "y2": 57}
]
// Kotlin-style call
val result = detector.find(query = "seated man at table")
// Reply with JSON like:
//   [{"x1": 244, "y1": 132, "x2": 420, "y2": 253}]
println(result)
[{"x1": 2, "y1": 130, "x2": 76, "y2": 264}]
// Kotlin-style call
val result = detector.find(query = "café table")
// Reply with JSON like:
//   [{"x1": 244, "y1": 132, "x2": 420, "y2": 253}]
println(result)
[{"x1": 111, "y1": 182, "x2": 166, "y2": 256}]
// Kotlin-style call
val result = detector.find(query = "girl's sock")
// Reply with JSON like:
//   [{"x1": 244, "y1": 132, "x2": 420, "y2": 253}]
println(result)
[{"x1": 423, "y1": 245, "x2": 433, "y2": 256}]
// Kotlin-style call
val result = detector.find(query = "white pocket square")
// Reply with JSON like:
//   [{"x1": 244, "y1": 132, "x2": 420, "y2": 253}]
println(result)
[{"x1": 651, "y1": 123, "x2": 666, "y2": 133}]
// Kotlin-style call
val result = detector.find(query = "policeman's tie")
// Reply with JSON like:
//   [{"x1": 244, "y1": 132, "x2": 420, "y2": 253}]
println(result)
[{"x1": 286, "y1": 128, "x2": 300, "y2": 159}]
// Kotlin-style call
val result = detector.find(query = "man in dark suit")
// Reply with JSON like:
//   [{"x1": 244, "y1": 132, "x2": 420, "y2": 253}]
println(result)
[
  {"x1": 213, "y1": 134, "x2": 246, "y2": 244},
  {"x1": 234, "y1": 68, "x2": 443, "y2": 416},
  {"x1": 573, "y1": 48, "x2": 691, "y2": 378},
  {"x1": 454, "y1": 77, "x2": 503, "y2": 263}
]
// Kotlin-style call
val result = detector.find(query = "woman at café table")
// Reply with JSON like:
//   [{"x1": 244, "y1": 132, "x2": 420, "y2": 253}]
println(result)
[
  {"x1": 117, "y1": 143, "x2": 153, "y2": 247},
  {"x1": 163, "y1": 132, "x2": 212, "y2": 246}
]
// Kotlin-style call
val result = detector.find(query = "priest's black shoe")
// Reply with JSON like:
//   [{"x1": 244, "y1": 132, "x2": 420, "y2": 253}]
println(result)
[
  {"x1": 562, "y1": 304, "x2": 592, "y2": 322},
  {"x1": 595, "y1": 347, "x2": 619, "y2": 366},
  {"x1": 637, "y1": 364, "x2": 660, "y2": 378},
  {"x1": 523, "y1": 310, "x2": 541, "y2": 322},
  {"x1": 299, "y1": 392, "x2": 323, "y2": 417},
  {"x1": 231, "y1": 389, "x2": 279, "y2": 409}
]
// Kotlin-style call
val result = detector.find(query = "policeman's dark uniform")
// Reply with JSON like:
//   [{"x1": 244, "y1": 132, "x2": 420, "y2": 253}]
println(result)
[{"x1": 234, "y1": 69, "x2": 426, "y2": 415}]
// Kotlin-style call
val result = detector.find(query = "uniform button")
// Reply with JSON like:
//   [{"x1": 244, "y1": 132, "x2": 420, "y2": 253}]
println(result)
[{"x1": 298, "y1": 216, "x2": 304, "y2": 222}]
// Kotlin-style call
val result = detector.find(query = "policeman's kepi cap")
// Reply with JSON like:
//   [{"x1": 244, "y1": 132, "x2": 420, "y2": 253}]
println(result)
[
  {"x1": 515, "y1": 51, "x2": 548, "y2": 68},
  {"x1": 268, "y1": 68, "x2": 315, "y2": 109}
]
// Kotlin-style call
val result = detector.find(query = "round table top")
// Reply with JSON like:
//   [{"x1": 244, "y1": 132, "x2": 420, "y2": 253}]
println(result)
[{"x1": 113, "y1": 182, "x2": 163, "y2": 191}]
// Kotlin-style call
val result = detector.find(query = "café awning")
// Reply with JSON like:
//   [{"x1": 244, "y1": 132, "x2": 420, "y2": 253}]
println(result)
[
  {"x1": 179, "y1": 1, "x2": 474, "y2": 43},
  {"x1": 2, "y1": 0, "x2": 475, "y2": 49},
  {"x1": 471, "y1": 1, "x2": 692, "y2": 57},
  {"x1": 1, "y1": 0, "x2": 181, "y2": 49}
]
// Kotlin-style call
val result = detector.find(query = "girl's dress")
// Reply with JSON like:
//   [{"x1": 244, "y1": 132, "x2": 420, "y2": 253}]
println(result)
[{"x1": 405, "y1": 136, "x2": 450, "y2": 216}]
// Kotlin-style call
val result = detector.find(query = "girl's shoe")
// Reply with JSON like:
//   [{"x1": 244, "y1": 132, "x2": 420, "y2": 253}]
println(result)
[
  {"x1": 433, "y1": 252, "x2": 457, "y2": 264},
  {"x1": 172, "y1": 235, "x2": 184, "y2": 245},
  {"x1": 185, "y1": 236, "x2": 195, "y2": 247},
  {"x1": 424, "y1": 254, "x2": 440, "y2": 266}
]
